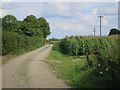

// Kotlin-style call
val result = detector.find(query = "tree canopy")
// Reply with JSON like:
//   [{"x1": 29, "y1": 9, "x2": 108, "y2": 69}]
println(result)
[
  {"x1": 38, "y1": 17, "x2": 51, "y2": 38},
  {"x1": 2, "y1": 15, "x2": 18, "y2": 31},
  {"x1": 2, "y1": 14, "x2": 51, "y2": 38},
  {"x1": 2, "y1": 14, "x2": 51, "y2": 55}
]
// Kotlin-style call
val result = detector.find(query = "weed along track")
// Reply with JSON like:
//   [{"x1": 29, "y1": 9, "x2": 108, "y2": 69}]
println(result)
[{"x1": 2, "y1": 45, "x2": 69, "y2": 88}]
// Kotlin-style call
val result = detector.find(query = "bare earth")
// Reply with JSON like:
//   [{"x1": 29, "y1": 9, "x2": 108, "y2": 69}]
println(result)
[{"x1": 2, "y1": 45, "x2": 69, "y2": 88}]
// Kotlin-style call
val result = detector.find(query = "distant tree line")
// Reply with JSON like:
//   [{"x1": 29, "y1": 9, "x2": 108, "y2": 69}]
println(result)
[
  {"x1": 2, "y1": 14, "x2": 51, "y2": 55},
  {"x1": 47, "y1": 38, "x2": 60, "y2": 44}
]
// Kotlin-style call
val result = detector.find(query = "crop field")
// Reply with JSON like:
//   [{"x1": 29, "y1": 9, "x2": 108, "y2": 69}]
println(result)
[{"x1": 48, "y1": 35, "x2": 120, "y2": 88}]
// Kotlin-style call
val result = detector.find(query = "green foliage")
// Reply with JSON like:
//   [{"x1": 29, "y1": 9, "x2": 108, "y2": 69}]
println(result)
[
  {"x1": 38, "y1": 17, "x2": 51, "y2": 38},
  {"x1": 47, "y1": 38, "x2": 60, "y2": 44},
  {"x1": 108, "y1": 28, "x2": 120, "y2": 35},
  {"x1": 2, "y1": 31, "x2": 45, "y2": 55},
  {"x1": 51, "y1": 35, "x2": 120, "y2": 88},
  {"x1": 59, "y1": 39, "x2": 72, "y2": 55},
  {"x1": 22, "y1": 15, "x2": 42, "y2": 37},
  {"x1": 2, "y1": 14, "x2": 51, "y2": 55},
  {"x1": 52, "y1": 42, "x2": 60, "y2": 51},
  {"x1": 48, "y1": 50, "x2": 73, "y2": 61},
  {"x1": 2, "y1": 14, "x2": 51, "y2": 38},
  {"x1": 2, "y1": 14, "x2": 18, "y2": 31}
]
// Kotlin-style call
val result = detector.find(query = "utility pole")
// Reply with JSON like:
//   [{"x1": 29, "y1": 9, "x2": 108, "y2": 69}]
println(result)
[
  {"x1": 93, "y1": 28, "x2": 96, "y2": 36},
  {"x1": 98, "y1": 15, "x2": 103, "y2": 36}
]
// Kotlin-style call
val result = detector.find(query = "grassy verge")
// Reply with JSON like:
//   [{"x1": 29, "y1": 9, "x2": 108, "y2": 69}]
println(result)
[
  {"x1": 47, "y1": 50, "x2": 74, "y2": 61},
  {"x1": 47, "y1": 50, "x2": 90, "y2": 88},
  {"x1": 47, "y1": 50, "x2": 116, "y2": 88}
]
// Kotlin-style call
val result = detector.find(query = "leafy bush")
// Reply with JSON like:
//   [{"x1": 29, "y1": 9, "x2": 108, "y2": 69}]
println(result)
[
  {"x1": 52, "y1": 42, "x2": 60, "y2": 51},
  {"x1": 2, "y1": 31, "x2": 45, "y2": 55}
]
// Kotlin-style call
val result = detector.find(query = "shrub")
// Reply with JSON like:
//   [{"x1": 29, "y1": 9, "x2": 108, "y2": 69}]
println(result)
[{"x1": 2, "y1": 31, "x2": 45, "y2": 55}]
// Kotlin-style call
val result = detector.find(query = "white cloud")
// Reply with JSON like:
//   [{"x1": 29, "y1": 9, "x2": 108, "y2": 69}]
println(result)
[
  {"x1": 48, "y1": 18, "x2": 88, "y2": 32},
  {"x1": 49, "y1": 2, "x2": 70, "y2": 12},
  {"x1": 6, "y1": 3, "x2": 44, "y2": 20},
  {"x1": 92, "y1": 8, "x2": 98, "y2": 15},
  {"x1": 92, "y1": 7, "x2": 118, "y2": 15},
  {"x1": 91, "y1": 6, "x2": 118, "y2": 26},
  {"x1": 80, "y1": 14, "x2": 99, "y2": 26},
  {"x1": 102, "y1": 18, "x2": 109, "y2": 26},
  {"x1": 45, "y1": 2, "x2": 71, "y2": 17}
]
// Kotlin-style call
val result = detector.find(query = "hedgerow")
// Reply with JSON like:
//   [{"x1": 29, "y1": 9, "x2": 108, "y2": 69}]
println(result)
[{"x1": 2, "y1": 31, "x2": 45, "y2": 55}]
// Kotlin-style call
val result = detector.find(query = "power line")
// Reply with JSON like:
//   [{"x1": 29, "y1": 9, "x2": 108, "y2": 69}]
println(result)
[{"x1": 98, "y1": 15, "x2": 104, "y2": 36}]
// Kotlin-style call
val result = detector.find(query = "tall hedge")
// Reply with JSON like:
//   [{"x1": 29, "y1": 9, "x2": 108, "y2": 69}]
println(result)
[{"x1": 2, "y1": 31, "x2": 45, "y2": 55}]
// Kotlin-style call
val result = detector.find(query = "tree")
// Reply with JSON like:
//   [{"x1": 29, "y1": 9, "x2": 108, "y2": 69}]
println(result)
[
  {"x1": 2, "y1": 14, "x2": 17, "y2": 31},
  {"x1": 70, "y1": 35, "x2": 76, "y2": 41},
  {"x1": 38, "y1": 17, "x2": 51, "y2": 38},
  {"x1": 22, "y1": 15, "x2": 43, "y2": 37},
  {"x1": 15, "y1": 20, "x2": 23, "y2": 34},
  {"x1": 65, "y1": 36, "x2": 69, "y2": 40},
  {"x1": 108, "y1": 28, "x2": 120, "y2": 36},
  {"x1": 2, "y1": 14, "x2": 51, "y2": 38},
  {"x1": 22, "y1": 15, "x2": 51, "y2": 38}
]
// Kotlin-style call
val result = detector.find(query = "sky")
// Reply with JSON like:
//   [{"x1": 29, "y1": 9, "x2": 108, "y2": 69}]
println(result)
[{"x1": 0, "y1": 0, "x2": 119, "y2": 39}]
